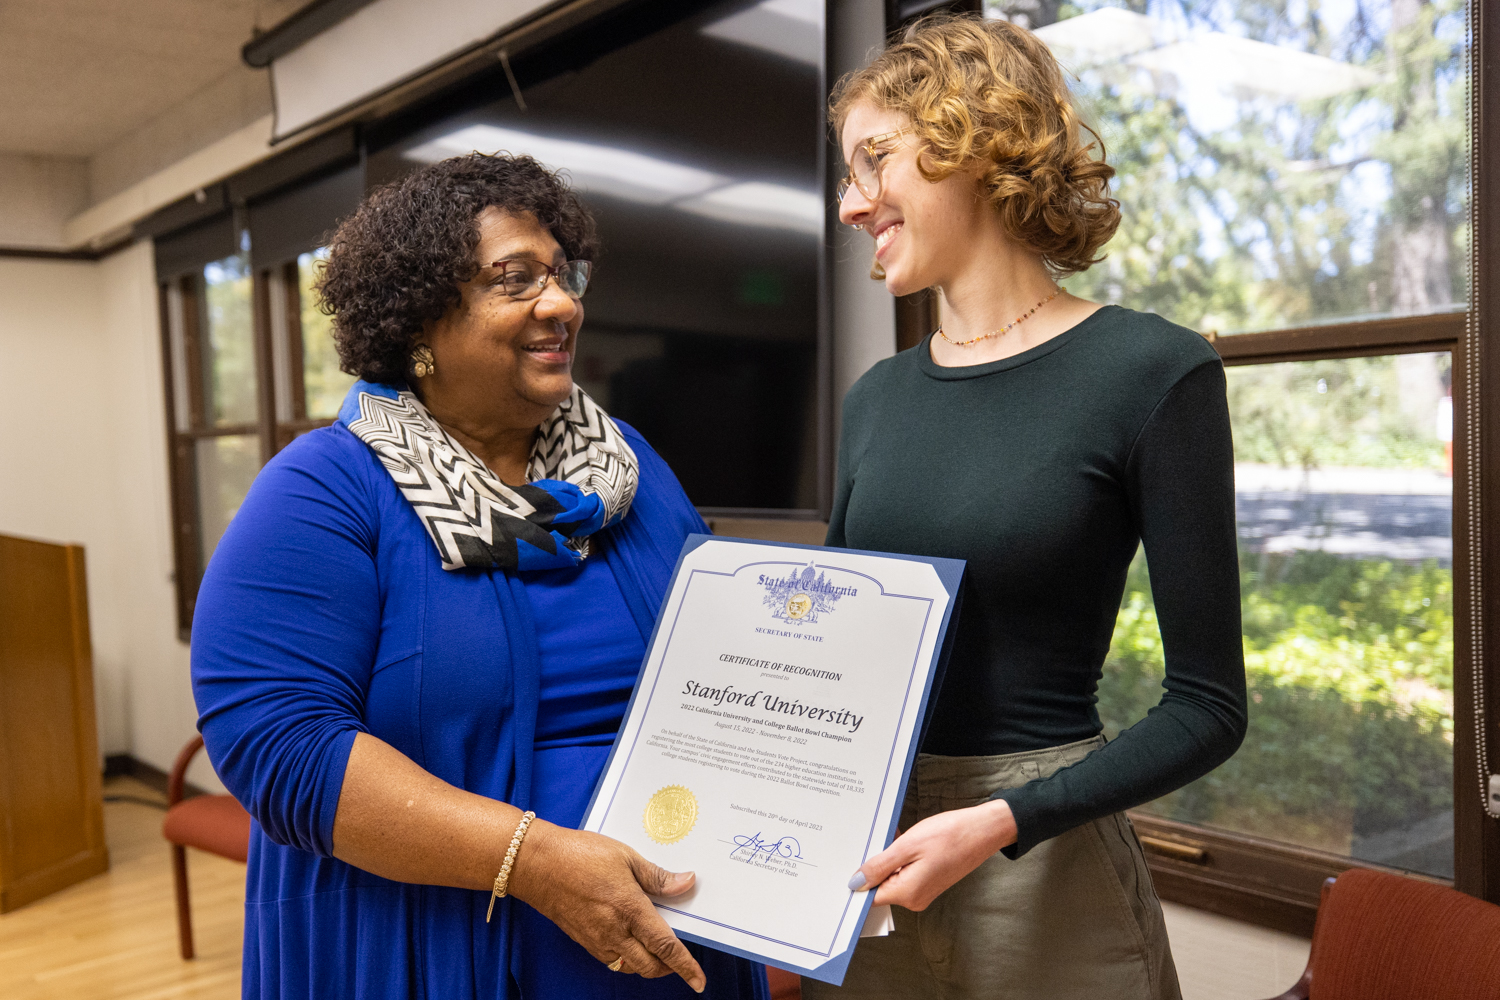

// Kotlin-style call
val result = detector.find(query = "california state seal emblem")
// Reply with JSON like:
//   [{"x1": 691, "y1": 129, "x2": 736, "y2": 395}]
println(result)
[{"x1": 643, "y1": 785, "x2": 698, "y2": 845}]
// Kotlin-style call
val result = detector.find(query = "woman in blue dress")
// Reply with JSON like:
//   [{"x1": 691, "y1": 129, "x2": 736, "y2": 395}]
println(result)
[{"x1": 190, "y1": 152, "x2": 770, "y2": 1000}]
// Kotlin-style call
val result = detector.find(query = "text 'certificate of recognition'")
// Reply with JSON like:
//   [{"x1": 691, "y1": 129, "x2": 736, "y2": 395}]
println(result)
[{"x1": 582, "y1": 535, "x2": 964, "y2": 985}]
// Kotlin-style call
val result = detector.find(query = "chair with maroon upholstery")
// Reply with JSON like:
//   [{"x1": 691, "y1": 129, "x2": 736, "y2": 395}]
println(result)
[
  {"x1": 1263, "y1": 868, "x2": 1500, "y2": 999},
  {"x1": 162, "y1": 734, "x2": 252, "y2": 959}
]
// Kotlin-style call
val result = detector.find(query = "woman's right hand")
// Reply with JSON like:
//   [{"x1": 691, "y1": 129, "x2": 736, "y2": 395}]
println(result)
[
  {"x1": 507, "y1": 820, "x2": 706, "y2": 992},
  {"x1": 329, "y1": 736, "x2": 702, "y2": 988}
]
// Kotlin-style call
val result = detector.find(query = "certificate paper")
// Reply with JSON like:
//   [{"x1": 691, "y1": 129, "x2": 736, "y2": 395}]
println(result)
[{"x1": 583, "y1": 535, "x2": 964, "y2": 985}]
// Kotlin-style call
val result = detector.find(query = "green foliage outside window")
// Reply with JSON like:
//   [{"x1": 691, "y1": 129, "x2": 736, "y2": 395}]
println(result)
[
  {"x1": 1227, "y1": 354, "x2": 1450, "y2": 471},
  {"x1": 202, "y1": 255, "x2": 257, "y2": 426},
  {"x1": 298, "y1": 249, "x2": 354, "y2": 420},
  {"x1": 1101, "y1": 551, "x2": 1453, "y2": 860}
]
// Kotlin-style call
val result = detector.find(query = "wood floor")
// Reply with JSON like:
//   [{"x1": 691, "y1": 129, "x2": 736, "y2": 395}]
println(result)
[{"x1": 0, "y1": 776, "x2": 244, "y2": 1000}]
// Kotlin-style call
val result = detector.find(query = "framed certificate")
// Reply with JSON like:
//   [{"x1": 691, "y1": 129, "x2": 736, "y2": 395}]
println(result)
[{"x1": 582, "y1": 535, "x2": 964, "y2": 985}]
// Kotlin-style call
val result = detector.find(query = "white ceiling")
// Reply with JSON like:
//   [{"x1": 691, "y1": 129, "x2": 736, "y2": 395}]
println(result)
[{"x1": 0, "y1": 0, "x2": 307, "y2": 158}]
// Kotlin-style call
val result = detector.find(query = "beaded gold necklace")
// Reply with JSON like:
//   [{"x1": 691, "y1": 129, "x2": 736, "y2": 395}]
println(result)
[{"x1": 937, "y1": 288, "x2": 1062, "y2": 347}]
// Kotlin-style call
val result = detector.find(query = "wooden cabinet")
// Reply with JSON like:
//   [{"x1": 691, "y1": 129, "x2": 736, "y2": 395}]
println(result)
[{"x1": 0, "y1": 533, "x2": 108, "y2": 911}]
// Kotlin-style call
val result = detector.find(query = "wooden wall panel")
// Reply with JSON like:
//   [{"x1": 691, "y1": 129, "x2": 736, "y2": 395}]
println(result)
[{"x1": 0, "y1": 533, "x2": 108, "y2": 912}]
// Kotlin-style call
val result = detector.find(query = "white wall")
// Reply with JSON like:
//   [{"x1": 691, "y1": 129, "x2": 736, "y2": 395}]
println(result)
[
  {"x1": 0, "y1": 246, "x2": 221, "y2": 792},
  {"x1": 0, "y1": 256, "x2": 117, "y2": 738}
]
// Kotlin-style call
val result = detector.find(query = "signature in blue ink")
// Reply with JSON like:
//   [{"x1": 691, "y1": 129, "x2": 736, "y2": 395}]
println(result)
[{"x1": 729, "y1": 832, "x2": 804, "y2": 863}]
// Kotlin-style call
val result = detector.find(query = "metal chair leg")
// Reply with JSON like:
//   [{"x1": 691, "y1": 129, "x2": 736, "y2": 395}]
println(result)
[{"x1": 171, "y1": 844, "x2": 195, "y2": 959}]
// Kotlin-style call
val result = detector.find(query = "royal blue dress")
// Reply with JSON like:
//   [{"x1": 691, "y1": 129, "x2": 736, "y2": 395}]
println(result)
[{"x1": 191, "y1": 419, "x2": 769, "y2": 1000}]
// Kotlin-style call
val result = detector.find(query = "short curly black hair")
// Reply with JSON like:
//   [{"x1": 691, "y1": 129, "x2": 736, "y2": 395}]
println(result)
[{"x1": 317, "y1": 152, "x2": 600, "y2": 384}]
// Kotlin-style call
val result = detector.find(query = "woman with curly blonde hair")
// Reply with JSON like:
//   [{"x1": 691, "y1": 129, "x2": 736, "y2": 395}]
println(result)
[{"x1": 818, "y1": 14, "x2": 1246, "y2": 1000}]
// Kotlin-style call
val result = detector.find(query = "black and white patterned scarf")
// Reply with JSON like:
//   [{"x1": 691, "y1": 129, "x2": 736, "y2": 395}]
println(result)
[{"x1": 337, "y1": 380, "x2": 638, "y2": 572}]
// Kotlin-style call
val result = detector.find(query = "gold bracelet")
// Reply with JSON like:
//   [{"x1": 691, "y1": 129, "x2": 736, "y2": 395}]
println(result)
[{"x1": 486, "y1": 810, "x2": 536, "y2": 923}]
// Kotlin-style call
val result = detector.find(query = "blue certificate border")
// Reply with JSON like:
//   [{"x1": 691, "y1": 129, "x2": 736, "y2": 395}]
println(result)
[{"x1": 582, "y1": 534, "x2": 965, "y2": 985}]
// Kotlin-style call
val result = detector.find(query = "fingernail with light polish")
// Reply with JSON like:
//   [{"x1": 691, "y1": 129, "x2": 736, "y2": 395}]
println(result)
[{"x1": 847, "y1": 871, "x2": 867, "y2": 891}]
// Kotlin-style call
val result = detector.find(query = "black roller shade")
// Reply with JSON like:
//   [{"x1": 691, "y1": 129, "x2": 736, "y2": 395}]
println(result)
[
  {"x1": 153, "y1": 213, "x2": 238, "y2": 281},
  {"x1": 247, "y1": 161, "x2": 365, "y2": 268},
  {"x1": 136, "y1": 184, "x2": 228, "y2": 243}
]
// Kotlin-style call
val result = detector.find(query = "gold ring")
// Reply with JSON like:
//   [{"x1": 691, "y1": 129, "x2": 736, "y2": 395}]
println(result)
[{"x1": 607, "y1": 957, "x2": 624, "y2": 973}]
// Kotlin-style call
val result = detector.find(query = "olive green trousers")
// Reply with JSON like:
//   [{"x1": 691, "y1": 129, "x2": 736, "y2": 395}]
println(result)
[{"x1": 803, "y1": 736, "x2": 1181, "y2": 1000}]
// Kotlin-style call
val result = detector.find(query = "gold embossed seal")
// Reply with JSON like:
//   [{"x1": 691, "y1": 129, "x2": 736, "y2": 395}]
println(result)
[{"x1": 643, "y1": 785, "x2": 698, "y2": 845}]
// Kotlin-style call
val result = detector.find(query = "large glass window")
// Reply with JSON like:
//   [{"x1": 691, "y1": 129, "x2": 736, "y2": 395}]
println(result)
[
  {"x1": 1101, "y1": 352, "x2": 1454, "y2": 877},
  {"x1": 990, "y1": 0, "x2": 1470, "y2": 335},
  {"x1": 163, "y1": 252, "x2": 265, "y2": 584}
]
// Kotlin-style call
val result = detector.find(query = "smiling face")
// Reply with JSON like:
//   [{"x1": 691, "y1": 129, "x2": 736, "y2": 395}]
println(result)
[
  {"x1": 417, "y1": 206, "x2": 584, "y2": 434},
  {"x1": 838, "y1": 102, "x2": 991, "y2": 298}
]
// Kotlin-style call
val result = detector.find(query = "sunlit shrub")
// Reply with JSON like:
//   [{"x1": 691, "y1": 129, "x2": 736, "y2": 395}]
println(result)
[{"x1": 1098, "y1": 550, "x2": 1452, "y2": 853}]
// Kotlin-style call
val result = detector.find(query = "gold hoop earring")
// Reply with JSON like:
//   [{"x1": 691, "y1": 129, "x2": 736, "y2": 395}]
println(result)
[{"x1": 410, "y1": 345, "x2": 435, "y2": 378}]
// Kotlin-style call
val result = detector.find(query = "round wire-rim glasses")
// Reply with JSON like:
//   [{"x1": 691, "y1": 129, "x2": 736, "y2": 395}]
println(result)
[
  {"x1": 485, "y1": 258, "x2": 593, "y2": 300},
  {"x1": 836, "y1": 126, "x2": 912, "y2": 207}
]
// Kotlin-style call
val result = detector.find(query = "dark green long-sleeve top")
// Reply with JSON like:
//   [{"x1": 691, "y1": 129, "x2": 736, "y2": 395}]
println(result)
[{"x1": 828, "y1": 305, "x2": 1247, "y2": 858}]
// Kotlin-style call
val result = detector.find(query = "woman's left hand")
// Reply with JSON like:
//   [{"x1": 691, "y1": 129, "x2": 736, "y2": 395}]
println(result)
[{"x1": 848, "y1": 798, "x2": 1017, "y2": 911}]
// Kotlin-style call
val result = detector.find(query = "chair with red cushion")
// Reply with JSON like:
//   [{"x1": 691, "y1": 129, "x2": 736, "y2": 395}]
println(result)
[
  {"x1": 1264, "y1": 868, "x2": 1500, "y2": 999},
  {"x1": 162, "y1": 734, "x2": 251, "y2": 959}
]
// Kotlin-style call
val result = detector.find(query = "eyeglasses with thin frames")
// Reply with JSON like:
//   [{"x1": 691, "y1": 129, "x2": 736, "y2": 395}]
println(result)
[
  {"x1": 484, "y1": 258, "x2": 593, "y2": 300},
  {"x1": 836, "y1": 126, "x2": 912, "y2": 208}
]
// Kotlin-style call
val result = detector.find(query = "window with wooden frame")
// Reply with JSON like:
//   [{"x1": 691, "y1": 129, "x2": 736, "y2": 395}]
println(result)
[
  {"x1": 156, "y1": 163, "x2": 364, "y2": 636},
  {"x1": 881, "y1": 0, "x2": 1498, "y2": 932},
  {"x1": 158, "y1": 222, "x2": 354, "y2": 638}
]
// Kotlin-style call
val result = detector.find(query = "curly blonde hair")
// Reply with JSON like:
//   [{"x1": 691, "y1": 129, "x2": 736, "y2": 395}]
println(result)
[{"x1": 831, "y1": 14, "x2": 1119, "y2": 276}]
